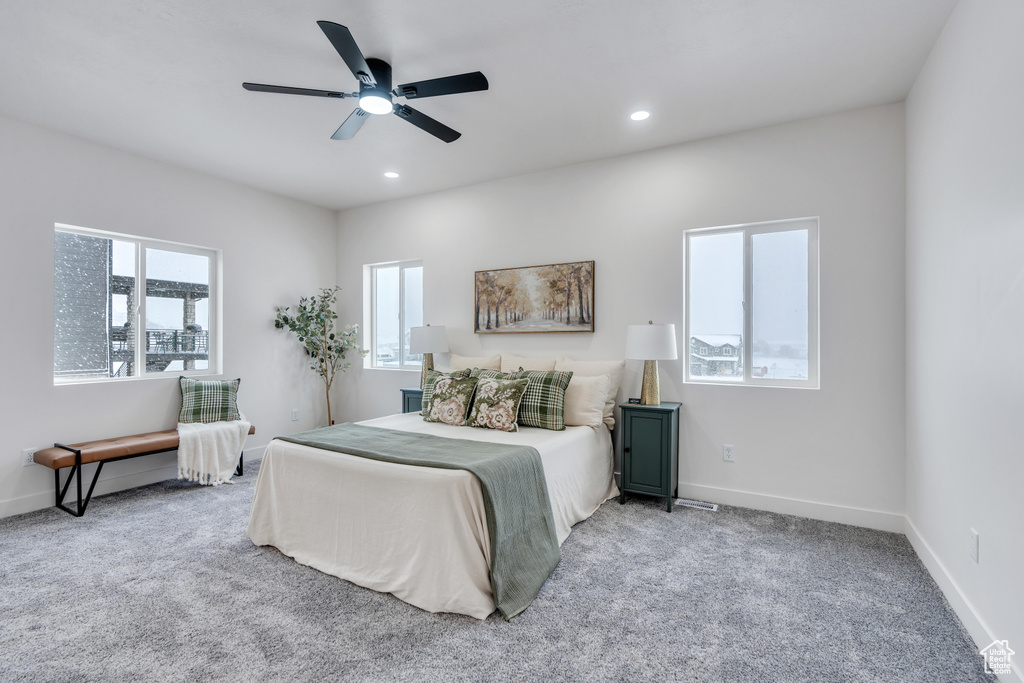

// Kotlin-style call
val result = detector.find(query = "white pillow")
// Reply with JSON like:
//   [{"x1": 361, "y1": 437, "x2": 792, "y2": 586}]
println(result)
[
  {"x1": 563, "y1": 374, "x2": 611, "y2": 427},
  {"x1": 554, "y1": 357, "x2": 626, "y2": 429},
  {"x1": 500, "y1": 354, "x2": 556, "y2": 373},
  {"x1": 449, "y1": 353, "x2": 501, "y2": 371}
]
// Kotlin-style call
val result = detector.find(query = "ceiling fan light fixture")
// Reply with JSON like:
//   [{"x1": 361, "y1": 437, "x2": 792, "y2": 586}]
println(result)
[
  {"x1": 358, "y1": 57, "x2": 394, "y2": 115},
  {"x1": 359, "y1": 93, "x2": 393, "y2": 115}
]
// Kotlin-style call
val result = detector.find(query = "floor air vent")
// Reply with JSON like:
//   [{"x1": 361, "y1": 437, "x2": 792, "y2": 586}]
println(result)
[{"x1": 675, "y1": 498, "x2": 718, "y2": 512}]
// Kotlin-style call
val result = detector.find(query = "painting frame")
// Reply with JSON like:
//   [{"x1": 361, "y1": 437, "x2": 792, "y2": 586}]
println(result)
[{"x1": 474, "y1": 260, "x2": 595, "y2": 334}]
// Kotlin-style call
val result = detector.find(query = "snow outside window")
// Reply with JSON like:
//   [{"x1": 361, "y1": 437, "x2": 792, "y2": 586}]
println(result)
[
  {"x1": 368, "y1": 259, "x2": 423, "y2": 370},
  {"x1": 684, "y1": 217, "x2": 819, "y2": 388},
  {"x1": 54, "y1": 224, "x2": 221, "y2": 384}
]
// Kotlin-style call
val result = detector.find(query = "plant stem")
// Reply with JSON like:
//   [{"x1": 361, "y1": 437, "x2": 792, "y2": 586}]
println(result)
[
  {"x1": 326, "y1": 381, "x2": 333, "y2": 426},
  {"x1": 323, "y1": 317, "x2": 331, "y2": 424}
]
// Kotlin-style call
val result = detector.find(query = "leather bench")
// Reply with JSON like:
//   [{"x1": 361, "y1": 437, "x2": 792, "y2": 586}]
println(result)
[{"x1": 33, "y1": 425, "x2": 256, "y2": 517}]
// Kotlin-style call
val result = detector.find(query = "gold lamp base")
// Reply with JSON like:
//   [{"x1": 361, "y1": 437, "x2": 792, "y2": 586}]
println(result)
[
  {"x1": 640, "y1": 360, "x2": 661, "y2": 405},
  {"x1": 420, "y1": 352, "x2": 434, "y2": 390}
]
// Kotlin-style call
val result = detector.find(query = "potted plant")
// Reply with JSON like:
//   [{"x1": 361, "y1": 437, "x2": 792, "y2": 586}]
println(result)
[{"x1": 275, "y1": 287, "x2": 366, "y2": 426}]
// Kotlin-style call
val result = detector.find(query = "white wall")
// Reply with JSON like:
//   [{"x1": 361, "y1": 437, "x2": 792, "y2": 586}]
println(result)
[
  {"x1": 0, "y1": 113, "x2": 337, "y2": 518},
  {"x1": 905, "y1": 0, "x2": 1024, "y2": 669},
  {"x1": 336, "y1": 104, "x2": 907, "y2": 531}
]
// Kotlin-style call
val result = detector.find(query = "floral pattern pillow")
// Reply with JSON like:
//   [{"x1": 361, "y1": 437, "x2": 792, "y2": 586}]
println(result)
[
  {"x1": 466, "y1": 378, "x2": 530, "y2": 432},
  {"x1": 421, "y1": 368, "x2": 472, "y2": 416},
  {"x1": 425, "y1": 375, "x2": 479, "y2": 426}
]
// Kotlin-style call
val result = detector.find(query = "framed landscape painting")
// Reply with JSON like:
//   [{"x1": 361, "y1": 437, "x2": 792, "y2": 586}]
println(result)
[{"x1": 474, "y1": 260, "x2": 594, "y2": 334}]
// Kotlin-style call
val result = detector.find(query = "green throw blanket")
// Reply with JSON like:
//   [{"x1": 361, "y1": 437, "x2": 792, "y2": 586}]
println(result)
[{"x1": 277, "y1": 423, "x2": 561, "y2": 620}]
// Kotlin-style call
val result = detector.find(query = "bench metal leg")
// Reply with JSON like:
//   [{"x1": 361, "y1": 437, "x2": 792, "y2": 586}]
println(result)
[
  {"x1": 53, "y1": 445, "x2": 104, "y2": 517},
  {"x1": 234, "y1": 452, "x2": 244, "y2": 477}
]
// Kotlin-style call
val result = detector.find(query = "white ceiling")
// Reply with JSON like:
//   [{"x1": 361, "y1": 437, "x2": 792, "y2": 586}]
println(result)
[{"x1": 0, "y1": 0, "x2": 956, "y2": 210}]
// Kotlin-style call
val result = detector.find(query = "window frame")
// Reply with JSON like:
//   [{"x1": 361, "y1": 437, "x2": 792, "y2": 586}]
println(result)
[
  {"x1": 366, "y1": 259, "x2": 423, "y2": 371},
  {"x1": 683, "y1": 217, "x2": 819, "y2": 389},
  {"x1": 54, "y1": 223, "x2": 222, "y2": 385}
]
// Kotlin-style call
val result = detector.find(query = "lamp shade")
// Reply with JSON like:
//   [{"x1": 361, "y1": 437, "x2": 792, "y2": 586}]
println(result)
[
  {"x1": 625, "y1": 323, "x2": 678, "y2": 361},
  {"x1": 409, "y1": 325, "x2": 449, "y2": 354}
]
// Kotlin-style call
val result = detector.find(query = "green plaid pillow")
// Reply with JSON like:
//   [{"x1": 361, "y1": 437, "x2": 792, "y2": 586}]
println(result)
[
  {"x1": 509, "y1": 369, "x2": 573, "y2": 430},
  {"x1": 421, "y1": 368, "x2": 472, "y2": 416},
  {"x1": 469, "y1": 367, "x2": 517, "y2": 379},
  {"x1": 179, "y1": 377, "x2": 241, "y2": 424}
]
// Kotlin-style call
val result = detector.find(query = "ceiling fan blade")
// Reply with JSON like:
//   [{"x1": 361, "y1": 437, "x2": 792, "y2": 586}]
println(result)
[
  {"x1": 395, "y1": 71, "x2": 488, "y2": 100},
  {"x1": 332, "y1": 108, "x2": 371, "y2": 140},
  {"x1": 316, "y1": 21, "x2": 375, "y2": 85},
  {"x1": 242, "y1": 82, "x2": 353, "y2": 99},
  {"x1": 393, "y1": 104, "x2": 461, "y2": 143}
]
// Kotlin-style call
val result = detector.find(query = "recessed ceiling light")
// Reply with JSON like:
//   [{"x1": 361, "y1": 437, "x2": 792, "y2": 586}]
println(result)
[
  {"x1": 630, "y1": 110, "x2": 650, "y2": 121},
  {"x1": 384, "y1": 171, "x2": 400, "y2": 179}
]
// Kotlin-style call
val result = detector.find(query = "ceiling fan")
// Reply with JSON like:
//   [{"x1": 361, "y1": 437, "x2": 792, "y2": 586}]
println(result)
[{"x1": 242, "y1": 21, "x2": 488, "y2": 143}]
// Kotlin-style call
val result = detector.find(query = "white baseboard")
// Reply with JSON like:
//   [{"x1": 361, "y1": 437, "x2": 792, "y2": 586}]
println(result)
[
  {"x1": 0, "y1": 445, "x2": 265, "y2": 520},
  {"x1": 904, "y1": 517, "x2": 1023, "y2": 683},
  {"x1": 675, "y1": 483, "x2": 905, "y2": 532}
]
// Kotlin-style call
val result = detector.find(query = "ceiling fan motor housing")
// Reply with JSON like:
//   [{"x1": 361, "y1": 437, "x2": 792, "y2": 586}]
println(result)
[{"x1": 359, "y1": 58, "x2": 393, "y2": 114}]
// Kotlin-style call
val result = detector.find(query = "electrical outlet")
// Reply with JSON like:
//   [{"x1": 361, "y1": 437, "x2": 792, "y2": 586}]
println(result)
[
  {"x1": 970, "y1": 529, "x2": 979, "y2": 563},
  {"x1": 21, "y1": 448, "x2": 36, "y2": 467},
  {"x1": 723, "y1": 445, "x2": 735, "y2": 462},
  {"x1": 291, "y1": 408, "x2": 299, "y2": 422}
]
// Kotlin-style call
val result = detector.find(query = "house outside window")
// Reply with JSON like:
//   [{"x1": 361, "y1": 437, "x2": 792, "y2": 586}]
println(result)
[
  {"x1": 366, "y1": 259, "x2": 423, "y2": 369},
  {"x1": 689, "y1": 335, "x2": 743, "y2": 378},
  {"x1": 54, "y1": 224, "x2": 221, "y2": 384},
  {"x1": 684, "y1": 217, "x2": 819, "y2": 388}
]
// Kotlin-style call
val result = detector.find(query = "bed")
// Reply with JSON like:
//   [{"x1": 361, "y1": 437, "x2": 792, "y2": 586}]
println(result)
[{"x1": 246, "y1": 412, "x2": 618, "y2": 620}]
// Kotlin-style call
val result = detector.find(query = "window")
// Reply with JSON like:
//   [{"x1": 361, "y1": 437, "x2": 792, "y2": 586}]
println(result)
[
  {"x1": 54, "y1": 224, "x2": 220, "y2": 384},
  {"x1": 684, "y1": 217, "x2": 819, "y2": 388},
  {"x1": 367, "y1": 259, "x2": 423, "y2": 369}
]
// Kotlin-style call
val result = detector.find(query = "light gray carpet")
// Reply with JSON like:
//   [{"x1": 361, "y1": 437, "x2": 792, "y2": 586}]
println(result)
[{"x1": 0, "y1": 460, "x2": 993, "y2": 682}]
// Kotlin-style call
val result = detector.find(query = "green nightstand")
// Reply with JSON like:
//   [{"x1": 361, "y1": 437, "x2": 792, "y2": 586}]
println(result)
[
  {"x1": 619, "y1": 402, "x2": 681, "y2": 512},
  {"x1": 401, "y1": 387, "x2": 424, "y2": 414}
]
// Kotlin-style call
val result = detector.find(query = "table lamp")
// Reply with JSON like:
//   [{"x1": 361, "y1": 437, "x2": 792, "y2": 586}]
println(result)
[
  {"x1": 625, "y1": 321, "x2": 678, "y2": 405},
  {"x1": 409, "y1": 324, "x2": 449, "y2": 389}
]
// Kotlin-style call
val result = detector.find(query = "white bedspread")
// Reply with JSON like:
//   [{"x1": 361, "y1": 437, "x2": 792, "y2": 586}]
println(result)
[{"x1": 246, "y1": 413, "x2": 617, "y2": 619}]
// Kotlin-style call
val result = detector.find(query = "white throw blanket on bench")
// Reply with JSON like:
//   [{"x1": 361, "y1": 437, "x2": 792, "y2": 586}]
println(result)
[{"x1": 177, "y1": 417, "x2": 251, "y2": 486}]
